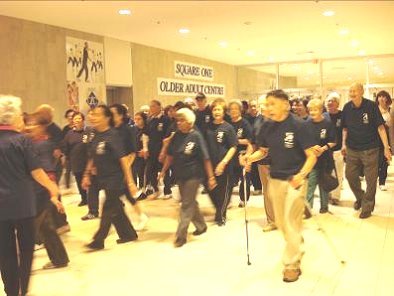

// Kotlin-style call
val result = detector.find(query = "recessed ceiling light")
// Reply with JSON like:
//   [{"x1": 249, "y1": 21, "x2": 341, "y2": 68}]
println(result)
[
  {"x1": 339, "y1": 29, "x2": 349, "y2": 35},
  {"x1": 219, "y1": 41, "x2": 228, "y2": 48},
  {"x1": 347, "y1": 77, "x2": 353, "y2": 80},
  {"x1": 358, "y1": 49, "x2": 366, "y2": 56},
  {"x1": 268, "y1": 56, "x2": 274, "y2": 62},
  {"x1": 323, "y1": 10, "x2": 335, "y2": 17},
  {"x1": 179, "y1": 28, "x2": 190, "y2": 34},
  {"x1": 247, "y1": 50, "x2": 255, "y2": 56},
  {"x1": 351, "y1": 40, "x2": 360, "y2": 47},
  {"x1": 378, "y1": 72, "x2": 384, "y2": 76},
  {"x1": 118, "y1": 9, "x2": 131, "y2": 15}
]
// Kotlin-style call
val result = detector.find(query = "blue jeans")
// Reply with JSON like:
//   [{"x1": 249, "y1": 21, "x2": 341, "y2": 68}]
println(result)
[{"x1": 306, "y1": 169, "x2": 329, "y2": 211}]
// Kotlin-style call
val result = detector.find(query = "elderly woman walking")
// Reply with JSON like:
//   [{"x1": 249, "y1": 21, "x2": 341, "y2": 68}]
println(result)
[
  {"x1": 159, "y1": 108, "x2": 217, "y2": 247},
  {"x1": 0, "y1": 95, "x2": 59, "y2": 296}
]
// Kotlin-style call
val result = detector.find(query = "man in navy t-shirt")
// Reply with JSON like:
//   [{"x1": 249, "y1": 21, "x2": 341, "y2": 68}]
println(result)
[
  {"x1": 325, "y1": 92, "x2": 343, "y2": 204},
  {"x1": 341, "y1": 83, "x2": 391, "y2": 219},
  {"x1": 245, "y1": 89, "x2": 317, "y2": 283}
]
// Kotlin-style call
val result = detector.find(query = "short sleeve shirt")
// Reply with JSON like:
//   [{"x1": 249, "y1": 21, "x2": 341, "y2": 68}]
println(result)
[
  {"x1": 328, "y1": 111, "x2": 343, "y2": 151},
  {"x1": 342, "y1": 98, "x2": 384, "y2": 151},
  {"x1": 230, "y1": 118, "x2": 253, "y2": 155},
  {"x1": 116, "y1": 123, "x2": 137, "y2": 155},
  {"x1": 167, "y1": 129, "x2": 210, "y2": 181},
  {"x1": 90, "y1": 128, "x2": 127, "y2": 190},
  {"x1": 0, "y1": 130, "x2": 40, "y2": 220},
  {"x1": 205, "y1": 121, "x2": 238, "y2": 167},
  {"x1": 257, "y1": 113, "x2": 316, "y2": 180},
  {"x1": 305, "y1": 117, "x2": 337, "y2": 168}
]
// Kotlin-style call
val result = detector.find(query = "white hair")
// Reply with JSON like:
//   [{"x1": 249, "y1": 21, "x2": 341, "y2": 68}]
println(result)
[
  {"x1": 326, "y1": 92, "x2": 341, "y2": 103},
  {"x1": 0, "y1": 95, "x2": 22, "y2": 125},
  {"x1": 176, "y1": 107, "x2": 196, "y2": 125}
]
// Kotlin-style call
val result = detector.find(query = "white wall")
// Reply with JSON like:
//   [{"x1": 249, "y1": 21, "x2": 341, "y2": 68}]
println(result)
[{"x1": 104, "y1": 37, "x2": 132, "y2": 87}]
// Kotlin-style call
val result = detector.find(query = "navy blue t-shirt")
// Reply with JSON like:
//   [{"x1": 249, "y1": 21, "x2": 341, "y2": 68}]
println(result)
[
  {"x1": 63, "y1": 128, "x2": 91, "y2": 173},
  {"x1": 195, "y1": 105, "x2": 212, "y2": 136},
  {"x1": 0, "y1": 130, "x2": 40, "y2": 220},
  {"x1": 206, "y1": 121, "x2": 238, "y2": 167},
  {"x1": 146, "y1": 114, "x2": 171, "y2": 156},
  {"x1": 230, "y1": 118, "x2": 253, "y2": 155},
  {"x1": 328, "y1": 111, "x2": 343, "y2": 151},
  {"x1": 305, "y1": 117, "x2": 336, "y2": 169},
  {"x1": 342, "y1": 98, "x2": 384, "y2": 151},
  {"x1": 115, "y1": 123, "x2": 137, "y2": 155},
  {"x1": 90, "y1": 128, "x2": 127, "y2": 190},
  {"x1": 254, "y1": 114, "x2": 271, "y2": 165},
  {"x1": 257, "y1": 113, "x2": 316, "y2": 180},
  {"x1": 167, "y1": 129, "x2": 210, "y2": 181}
]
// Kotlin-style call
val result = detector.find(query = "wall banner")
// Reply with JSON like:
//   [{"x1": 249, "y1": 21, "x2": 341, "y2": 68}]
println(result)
[
  {"x1": 174, "y1": 61, "x2": 214, "y2": 81},
  {"x1": 66, "y1": 36, "x2": 106, "y2": 112},
  {"x1": 157, "y1": 77, "x2": 225, "y2": 98}
]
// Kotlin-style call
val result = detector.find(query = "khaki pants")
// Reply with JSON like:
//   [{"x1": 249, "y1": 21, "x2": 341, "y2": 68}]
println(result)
[
  {"x1": 268, "y1": 178, "x2": 307, "y2": 269},
  {"x1": 258, "y1": 164, "x2": 275, "y2": 224}
]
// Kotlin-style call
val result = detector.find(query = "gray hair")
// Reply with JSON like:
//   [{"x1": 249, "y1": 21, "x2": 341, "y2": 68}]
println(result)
[
  {"x1": 326, "y1": 92, "x2": 340, "y2": 103},
  {"x1": 176, "y1": 107, "x2": 196, "y2": 125},
  {"x1": 0, "y1": 95, "x2": 22, "y2": 125},
  {"x1": 228, "y1": 99, "x2": 243, "y2": 111}
]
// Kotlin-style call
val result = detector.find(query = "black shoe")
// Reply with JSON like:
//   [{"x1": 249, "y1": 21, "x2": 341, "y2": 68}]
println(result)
[
  {"x1": 192, "y1": 227, "x2": 207, "y2": 236},
  {"x1": 303, "y1": 207, "x2": 312, "y2": 219},
  {"x1": 116, "y1": 237, "x2": 137, "y2": 244},
  {"x1": 174, "y1": 238, "x2": 186, "y2": 248},
  {"x1": 216, "y1": 219, "x2": 226, "y2": 226},
  {"x1": 319, "y1": 208, "x2": 328, "y2": 214},
  {"x1": 86, "y1": 240, "x2": 104, "y2": 251},
  {"x1": 201, "y1": 188, "x2": 208, "y2": 194},
  {"x1": 78, "y1": 201, "x2": 87, "y2": 207},
  {"x1": 43, "y1": 262, "x2": 68, "y2": 269},
  {"x1": 354, "y1": 200, "x2": 361, "y2": 210},
  {"x1": 81, "y1": 213, "x2": 98, "y2": 221},
  {"x1": 330, "y1": 198, "x2": 340, "y2": 206},
  {"x1": 359, "y1": 211, "x2": 371, "y2": 219}
]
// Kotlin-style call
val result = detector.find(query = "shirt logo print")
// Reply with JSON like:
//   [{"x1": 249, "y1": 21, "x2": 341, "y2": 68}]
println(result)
[
  {"x1": 362, "y1": 113, "x2": 369, "y2": 124},
  {"x1": 82, "y1": 134, "x2": 88, "y2": 143},
  {"x1": 184, "y1": 142, "x2": 195, "y2": 155},
  {"x1": 217, "y1": 131, "x2": 224, "y2": 143},
  {"x1": 205, "y1": 115, "x2": 210, "y2": 123},
  {"x1": 320, "y1": 129, "x2": 327, "y2": 139},
  {"x1": 336, "y1": 119, "x2": 341, "y2": 127},
  {"x1": 284, "y1": 132, "x2": 294, "y2": 149},
  {"x1": 158, "y1": 123, "x2": 163, "y2": 131},
  {"x1": 237, "y1": 128, "x2": 243, "y2": 138},
  {"x1": 96, "y1": 141, "x2": 106, "y2": 155}
]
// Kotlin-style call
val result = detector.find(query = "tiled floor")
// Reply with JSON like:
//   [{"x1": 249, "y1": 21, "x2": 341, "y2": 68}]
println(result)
[{"x1": 2, "y1": 167, "x2": 394, "y2": 296}]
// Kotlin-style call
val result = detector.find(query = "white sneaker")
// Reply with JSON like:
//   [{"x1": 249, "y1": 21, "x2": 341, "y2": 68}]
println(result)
[
  {"x1": 163, "y1": 194, "x2": 172, "y2": 200},
  {"x1": 379, "y1": 185, "x2": 387, "y2": 191},
  {"x1": 135, "y1": 214, "x2": 149, "y2": 231}
]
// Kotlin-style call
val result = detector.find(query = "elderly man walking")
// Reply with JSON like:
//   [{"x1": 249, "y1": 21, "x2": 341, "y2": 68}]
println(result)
[{"x1": 342, "y1": 83, "x2": 391, "y2": 219}]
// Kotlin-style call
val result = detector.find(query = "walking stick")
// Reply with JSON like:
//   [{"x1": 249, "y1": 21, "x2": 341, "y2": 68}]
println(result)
[{"x1": 243, "y1": 168, "x2": 252, "y2": 266}]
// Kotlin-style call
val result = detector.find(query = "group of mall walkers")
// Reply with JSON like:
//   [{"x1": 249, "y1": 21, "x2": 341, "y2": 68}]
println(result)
[{"x1": 0, "y1": 83, "x2": 393, "y2": 295}]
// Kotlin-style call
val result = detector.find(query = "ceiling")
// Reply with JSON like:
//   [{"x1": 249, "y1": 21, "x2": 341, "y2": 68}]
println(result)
[{"x1": 1, "y1": 0, "x2": 394, "y2": 87}]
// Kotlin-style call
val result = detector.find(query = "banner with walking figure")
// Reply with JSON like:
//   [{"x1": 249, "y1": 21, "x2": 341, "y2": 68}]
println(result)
[{"x1": 66, "y1": 37, "x2": 106, "y2": 112}]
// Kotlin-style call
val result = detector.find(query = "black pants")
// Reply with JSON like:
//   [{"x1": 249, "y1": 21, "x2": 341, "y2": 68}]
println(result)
[
  {"x1": 87, "y1": 175, "x2": 100, "y2": 216},
  {"x1": 146, "y1": 156, "x2": 161, "y2": 192},
  {"x1": 50, "y1": 195, "x2": 69, "y2": 229},
  {"x1": 35, "y1": 206, "x2": 69, "y2": 266},
  {"x1": 92, "y1": 188, "x2": 137, "y2": 243},
  {"x1": 232, "y1": 164, "x2": 251, "y2": 202},
  {"x1": 133, "y1": 157, "x2": 146, "y2": 189},
  {"x1": 208, "y1": 169, "x2": 233, "y2": 223},
  {"x1": 0, "y1": 217, "x2": 35, "y2": 296},
  {"x1": 65, "y1": 160, "x2": 72, "y2": 189},
  {"x1": 74, "y1": 172, "x2": 88, "y2": 203},
  {"x1": 378, "y1": 148, "x2": 389, "y2": 185}
]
